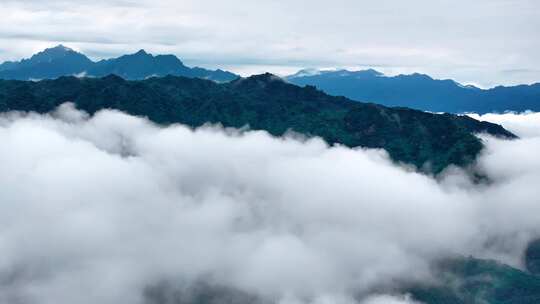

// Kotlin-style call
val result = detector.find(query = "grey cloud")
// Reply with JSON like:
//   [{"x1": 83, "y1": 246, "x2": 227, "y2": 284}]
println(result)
[
  {"x1": 468, "y1": 112, "x2": 540, "y2": 138},
  {"x1": 0, "y1": 0, "x2": 539, "y2": 86},
  {"x1": 359, "y1": 294, "x2": 420, "y2": 304},
  {"x1": 0, "y1": 105, "x2": 539, "y2": 303}
]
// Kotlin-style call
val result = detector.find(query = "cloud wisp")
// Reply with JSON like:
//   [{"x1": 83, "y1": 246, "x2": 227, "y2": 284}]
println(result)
[
  {"x1": 0, "y1": 105, "x2": 539, "y2": 304},
  {"x1": 468, "y1": 111, "x2": 540, "y2": 138}
]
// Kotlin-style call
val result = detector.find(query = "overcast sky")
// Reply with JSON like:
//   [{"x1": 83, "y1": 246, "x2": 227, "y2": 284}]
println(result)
[{"x1": 1, "y1": 0, "x2": 539, "y2": 87}]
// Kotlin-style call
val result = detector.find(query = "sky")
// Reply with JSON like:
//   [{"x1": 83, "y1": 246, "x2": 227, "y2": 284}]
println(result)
[
  {"x1": 1, "y1": 104, "x2": 540, "y2": 304},
  {"x1": 1, "y1": 0, "x2": 540, "y2": 87}
]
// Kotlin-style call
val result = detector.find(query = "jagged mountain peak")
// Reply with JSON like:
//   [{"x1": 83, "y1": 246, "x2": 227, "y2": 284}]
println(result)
[
  {"x1": 230, "y1": 73, "x2": 287, "y2": 88},
  {"x1": 30, "y1": 44, "x2": 87, "y2": 61},
  {"x1": 232, "y1": 72, "x2": 282, "y2": 83},
  {"x1": 50, "y1": 44, "x2": 74, "y2": 51},
  {"x1": 0, "y1": 45, "x2": 94, "y2": 80},
  {"x1": 134, "y1": 49, "x2": 149, "y2": 55},
  {"x1": 247, "y1": 72, "x2": 284, "y2": 81},
  {"x1": 115, "y1": 49, "x2": 154, "y2": 61},
  {"x1": 128, "y1": 49, "x2": 152, "y2": 58},
  {"x1": 40, "y1": 44, "x2": 76, "y2": 54},
  {"x1": 0, "y1": 46, "x2": 238, "y2": 82}
]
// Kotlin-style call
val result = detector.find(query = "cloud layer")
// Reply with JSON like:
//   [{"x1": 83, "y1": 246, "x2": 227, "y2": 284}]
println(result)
[
  {"x1": 1, "y1": 0, "x2": 540, "y2": 87},
  {"x1": 0, "y1": 105, "x2": 539, "y2": 304},
  {"x1": 468, "y1": 111, "x2": 540, "y2": 138}
]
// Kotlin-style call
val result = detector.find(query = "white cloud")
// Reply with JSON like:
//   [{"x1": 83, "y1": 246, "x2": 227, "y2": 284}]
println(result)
[
  {"x1": 0, "y1": 105, "x2": 539, "y2": 304},
  {"x1": 360, "y1": 294, "x2": 420, "y2": 304},
  {"x1": 468, "y1": 111, "x2": 540, "y2": 138}
]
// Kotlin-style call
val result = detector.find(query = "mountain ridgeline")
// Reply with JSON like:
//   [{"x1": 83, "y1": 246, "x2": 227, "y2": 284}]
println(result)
[
  {"x1": 0, "y1": 73, "x2": 515, "y2": 173},
  {"x1": 2, "y1": 46, "x2": 538, "y2": 113},
  {"x1": 0, "y1": 45, "x2": 238, "y2": 82},
  {"x1": 287, "y1": 69, "x2": 540, "y2": 113}
]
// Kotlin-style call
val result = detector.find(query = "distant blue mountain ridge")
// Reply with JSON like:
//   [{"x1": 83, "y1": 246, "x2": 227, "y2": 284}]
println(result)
[
  {"x1": 0, "y1": 45, "x2": 238, "y2": 82},
  {"x1": 1, "y1": 46, "x2": 538, "y2": 113},
  {"x1": 287, "y1": 69, "x2": 540, "y2": 113}
]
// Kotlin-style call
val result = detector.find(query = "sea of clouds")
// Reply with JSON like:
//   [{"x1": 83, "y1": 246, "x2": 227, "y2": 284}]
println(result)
[{"x1": 0, "y1": 104, "x2": 539, "y2": 304}]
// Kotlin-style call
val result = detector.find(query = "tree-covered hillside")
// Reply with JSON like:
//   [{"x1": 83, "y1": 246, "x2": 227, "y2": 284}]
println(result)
[{"x1": 0, "y1": 73, "x2": 515, "y2": 173}]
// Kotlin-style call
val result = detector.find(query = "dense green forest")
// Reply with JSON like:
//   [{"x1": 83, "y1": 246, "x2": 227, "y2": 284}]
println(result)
[{"x1": 0, "y1": 73, "x2": 515, "y2": 173}]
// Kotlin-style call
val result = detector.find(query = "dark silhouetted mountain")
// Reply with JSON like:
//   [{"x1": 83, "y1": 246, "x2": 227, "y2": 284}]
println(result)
[
  {"x1": 0, "y1": 45, "x2": 93, "y2": 80},
  {"x1": 0, "y1": 46, "x2": 238, "y2": 82},
  {"x1": 87, "y1": 49, "x2": 238, "y2": 82},
  {"x1": 0, "y1": 73, "x2": 514, "y2": 173},
  {"x1": 287, "y1": 69, "x2": 540, "y2": 113}
]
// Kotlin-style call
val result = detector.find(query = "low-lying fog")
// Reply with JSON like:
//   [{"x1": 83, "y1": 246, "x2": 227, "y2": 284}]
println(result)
[{"x1": 1, "y1": 104, "x2": 539, "y2": 304}]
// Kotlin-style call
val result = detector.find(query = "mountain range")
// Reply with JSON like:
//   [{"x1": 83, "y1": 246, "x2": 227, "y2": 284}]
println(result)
[
  {"x1": 0, "y1": 73, "x2": 514, "y2": 174},
  {"x1": 287, "y1": 69, "x2": 540, "y2": 113},
  {"x1": 1, "y1": 46, "x2": 538, "y2": 114},
  {"x1": 0, "y1": 45, "x2": 238, "y2": 82}
]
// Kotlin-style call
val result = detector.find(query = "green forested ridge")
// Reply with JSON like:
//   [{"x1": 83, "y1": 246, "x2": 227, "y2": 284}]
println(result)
[
  {"x1": 0, "y1": 73, "x2": 515, "y2": 173},
  {"x1": 408, "y1": 257, "x2": 540, "y2": 304}
]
